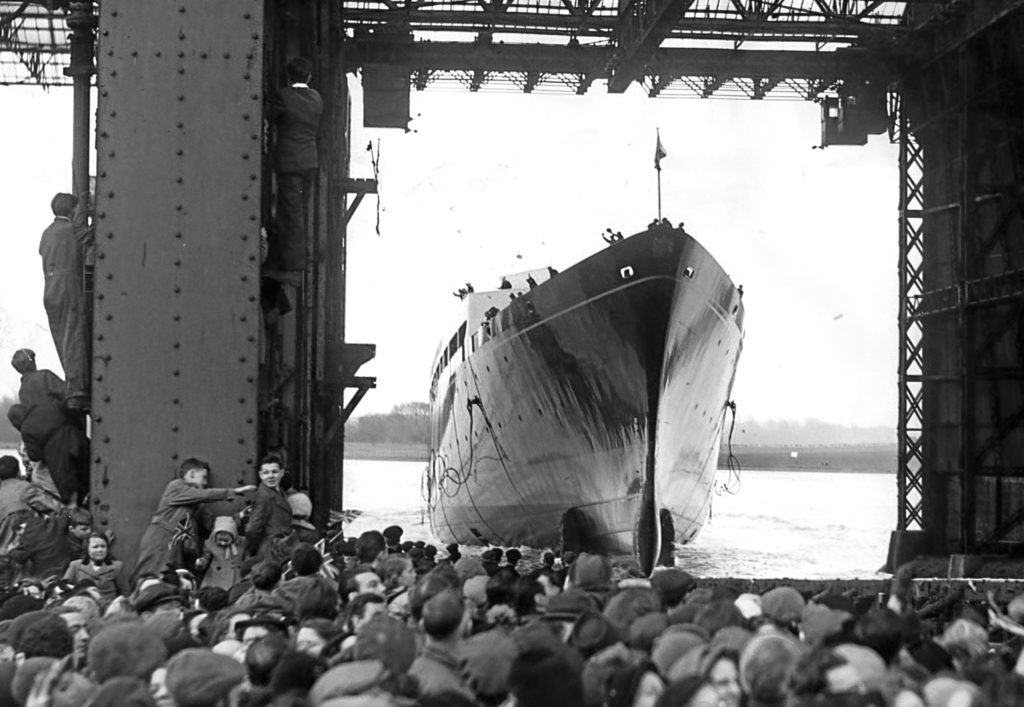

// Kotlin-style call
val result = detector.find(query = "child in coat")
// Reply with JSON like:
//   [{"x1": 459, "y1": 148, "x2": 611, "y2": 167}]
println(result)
[{"x1": 196, "y1": 515, "x2": 244, "y2": 591}]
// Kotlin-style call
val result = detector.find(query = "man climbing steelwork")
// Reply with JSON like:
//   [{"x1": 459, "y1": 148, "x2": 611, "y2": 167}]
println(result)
[{"x1": 39, "y1": 192, "x2": 93, "y2": 412}]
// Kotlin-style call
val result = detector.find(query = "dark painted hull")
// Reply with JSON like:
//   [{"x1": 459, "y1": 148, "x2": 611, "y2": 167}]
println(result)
[{"x1": 425, "y1": 225, "x2": 744, "y2": 570}]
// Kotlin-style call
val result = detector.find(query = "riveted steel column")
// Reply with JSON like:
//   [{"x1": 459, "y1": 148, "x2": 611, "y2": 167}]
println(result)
[{"x1": 90, "y1": 0, "x2": 262, "y2": 566}]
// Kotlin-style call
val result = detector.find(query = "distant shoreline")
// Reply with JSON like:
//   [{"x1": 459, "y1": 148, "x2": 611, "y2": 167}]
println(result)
[{"x1": 345, "y1": 442, "x2": 898, "y2": 473}]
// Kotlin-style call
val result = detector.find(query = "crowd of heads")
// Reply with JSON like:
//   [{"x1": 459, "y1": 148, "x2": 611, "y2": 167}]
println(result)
[{"x1": 0, "y1": 498, "x2": 1019, "y2": 707}]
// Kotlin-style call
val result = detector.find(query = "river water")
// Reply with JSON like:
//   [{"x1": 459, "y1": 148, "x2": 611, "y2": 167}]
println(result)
[
  {"x1": 0, "y1": 449, "x2": 894, "y2": 579},
  {"x1": 342, "y1": 459, "x2": 896, "y2": 580}
]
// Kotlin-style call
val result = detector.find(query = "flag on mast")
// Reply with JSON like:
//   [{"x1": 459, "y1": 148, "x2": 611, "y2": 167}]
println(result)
[{"x1": 654, "y1": 130, "x2": 667, "y2": 170}]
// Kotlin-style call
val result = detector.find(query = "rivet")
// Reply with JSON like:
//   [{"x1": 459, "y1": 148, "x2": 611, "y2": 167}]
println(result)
[
  {"x1": 105, "y1": 273, "x2": 112, "y2": 280},
  {"x1": 106, "y1": 232, "x2": 113, "y2": 239},
  {"x1": 241, "y1": 234, "x2": 248, "y2": 240},
  {"x1": 248, "y1": 215, "x2": 256, "y2": 221},
  {"x1": 177, "y1": 95, "x2": 185, "y2": 101},
  {"x1": 176, "y1": 150, "x2": 183, "y2": 156},
  {"x1": 97, "y1": 211, "x2": 106, "y2": 218},
  {"x1": 175, "y1": 203, "x2": 183, "y2": 210},
  {"x1": 246, "y1": 376, "x2": 254, "y2": 383},
  {"x1": 248, "y1": 255, "x2": 256, "y2": 262},
  {"x1": 238, "y1": 398, "x2": 246, "y2": 404},
  {"x1": 178, "y1": 31, "x2": 185, "y2": 39},
  {"x1": 155, "y1": 51, "x2": 162, "y2": 57},
  {"x1": 172, "y1": 425, "x2": 179, "y2": 432},
  {"x1": 111, "y1": 9, "x2": 117, "y2": 16},
  {"x1": 98, "y1": 251, "x2": 106, "y2": 258},
  {"x1": 106, "y1": 50, "x2": 113, "y2": 56},
  {"x1": 107, "y1": 151, "x2": 115, "y2": 158},
  {"x1": 102, "y1": 396, "x2": 111, "y2": 403},
  {"x1": 174, "y1": 259, "x2": 181, "y2": 266},
  {"x1": 176, "y1": 177, "x2": 183, "y2": 184},
  {"x1": 240, "y1": 275, "x2": 248, "y2": 282},
  {"x1": 178, "y1": 5, "x2": 185, "y2": 12},
  {"x1": 247, "y1": 336, "x2": 255, "y2": 343},
  {"x1": 175, "y1": 232, "x2": 183, "y2": 239},
  {"x1": 96, "y1": 293, "x2": 104, "y2": 300},
  {"x1": 109, "y1": 111, "x2": 116, "y2": 118},
  {"x1": 246, "y1": 417, "x2": 254, "y2": 424},
  {"x1": 173, "y1": 370, "x2": 180, "y2": 376},
  {"x1": 251, "y1": 33, "x2": 259, "y2": 40},
  {"x1": 239, "y1": 315, "x2": 247, "y2": 322},
  {"x1": 104, "y1": 314, "x2": 112, "y2": 321},
  {"x1": 248, "y1": 295, "x2": 256, "y2": 302},
  {"x1": 107, "y1": 191, "x2": 114, "y2": 198},
  {"x1": 110, "y1": 70, "x2": 117, "y2": 77},
  {"x1": 103, "y1": 436, "x2": 111, "y2": 443},
  {"x1": 172, "y1": 453, "x2": 179, "y2": 460},
  {"x1": 246, "y1": 459, "x2": 254, "y2": 465},
  {"x1": 173, "y1": 342, "x2": 180, "y2": 349},
  {"x1": 241, "y1": 194, "x2": 249, "y2": 201},
  {"x1": 97, "y1": 334, "x2": 104, "y2": 341},
  {"x1": 173, "y1": 286, "x2": 181, "y2": 293},
  {"x1": 250, "y1": 93, "x2": 258, "y2": 100},
  {"x1": 224, "y1": 53, "x2": 231, "y2": 59},
  {"x1": 200, "y1": 51, "x2": 208, "y2": 58},
  {"x1": 94, "y1": 457, "x2": 102, "y2": 464},
  {"x1": 178, "y1": 67, "x2": 185, "y2": 75},
  {"x1": 178, "y1": 50, "x2": 185, "y2": 58},
  {"x1": 101, "y1": 89, "x2": 108, "y2": 96},
  {"x1": 100, "y1": 171, "x2": 106, "y2": 177},
  {"x1": 243, "y1": 73, "x2": 251, "y2": 80},
  {"x1": 96, "y1": 374, "x2": 104, "y2": 381},
  {"x1": 94, "y1": 416, "x2": 102, "y2": 423},
  {"x1": 250, "y1": 174, "x2": 257, "y2": 180},
  {"x1": 242, "y1": 114, "x2": 250, "y2": 120},
  {"x1": 244, "y1": 12, "x2": 251, "y2": 19},
  {"x1": 172, "y1": 398, "x2": 181, "y2": 405},
  {"x1": 101, "y1": 29, "x2": 108, "y2": 36},
  {"x1": 242, "y1": 154, "x2": 249, "y2": 160},
  {"x1": 238, "y1": 438, "x2": 245, "y2": 444},
  {"x1": 173, "y1": 314, "x2": 180, "y2": 321},
  {"x1": 250, "y1": 134, "x2": 258, "y2": 141},
  {"x1": 176, "y1": 122, "x2": 184, "y2": 129},
  {"x1": 239, "y1": 356, "x2": 247, "y2": 363}
]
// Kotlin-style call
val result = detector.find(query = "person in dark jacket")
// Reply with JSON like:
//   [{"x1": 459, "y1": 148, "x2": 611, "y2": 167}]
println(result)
[
  {"x1": 133, "y1": 458, "x2": 255, "y2": 583},
  {"x1": 10, "y1": 349, "x2": 65, "y2": 410},
  {"x1": 6, "y1": 402, "x2": 88, "y2": 505},
  {"x1": 6, "y1": 506, "x2": 75, "y2": 583},
  {"x1": 266, "y1": 57, "x2": 322, "y2": 280},
  {"x1": 39, "y1": 192, "x2": 92, "y2": 411},
  {"x1": 245, "y1": 455, "x2": 293, "y2": 560}
]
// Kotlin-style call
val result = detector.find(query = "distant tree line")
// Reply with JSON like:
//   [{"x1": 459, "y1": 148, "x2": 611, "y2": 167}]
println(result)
[{"x1": 346, "y1": 401, "x2": 430, "y2": 445}]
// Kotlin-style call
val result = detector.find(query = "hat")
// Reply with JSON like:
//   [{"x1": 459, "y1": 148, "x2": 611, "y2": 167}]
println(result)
[
  {"x1": 308, "y1": 660, "x2": 388, "y2": 705},
  {"x1": 382, "y1": 525, "x2": 403, "y2": 543},
  {"x1": 459, "y1": 629, "x2": 519, "y2": 700},
  {"x1": 628, "y1": 612, "x2": 668, "y2": 653},
  {"x1": 938, "y1": 618, "x2": 989, "y2": 658},
  {"x1": 288, "y1": 493, "x2": 313, "y2": 517},
  {"x1": 734, "y1": 593, "x2": 763, "y2": 620},
  {"x1": 738, "y1": 633, "x2": 802, "y2": 701},
  {"x1": 211, "y1": 516, "x2": 238, "y2": 540},
  {"x1": 235, "y1": 611, "x2": 294, "y2": 638},
  {"x1": 353, "y1": 614, "x2": 417, "y2": 675},
  {"x1": 164, "y1": 648, "x2": 246, "y2": 707},
  {"x1": 922, "y1": 676, "x2": 981, "y2": 707},
  {"x1": 760, "y1": 586, "x2": 805, "y2": 625},
  {"x1": 707, "y1": 625, "x2": 753, "y2": 656},
  {"x1": 463, "y1": 575, "x2": 489, "y2": 608},
  {"x1": 570, "y1": 610, "x2": 626, "y2": 658},
  {"x1": 542, "y1": 589, "x2": 599, "y2": 622},
  {"x1": 799, "y1": 604, "x2": 852, "y2": 646},
  {"x1": 88, "y1": 622, "x2": 169, "y2": 682},
  {"x1": 422, "y1": 588, "x2": 466, "y2": 637},
  {"x1": 132, "y1": 582, "x2": 186, "y2": 614},
  {"x1": 651, "y1": 630, "x2": 707, "y2": 676},
  {"x1": 649, "y1": 568, "x2": 697, "y2": 607},
  {"x1": 570, "y1": 553, "x2": 612, "y2": 592},
  {"x1": 454, "y1": 557, "x2": 487, "y2": 583},
  {"x1": 832, "y1": 643, "x2": 886, "y2": 692}
]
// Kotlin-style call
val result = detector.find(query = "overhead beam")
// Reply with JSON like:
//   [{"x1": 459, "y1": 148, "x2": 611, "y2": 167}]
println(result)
[{"x1": 349, "y1": 41, "x2": 893, "y2": 85}]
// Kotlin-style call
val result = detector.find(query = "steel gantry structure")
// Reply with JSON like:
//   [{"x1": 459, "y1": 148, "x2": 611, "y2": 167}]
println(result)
[{"x1": 3, "y1": 0, "x2": 1024, "y2": 569}]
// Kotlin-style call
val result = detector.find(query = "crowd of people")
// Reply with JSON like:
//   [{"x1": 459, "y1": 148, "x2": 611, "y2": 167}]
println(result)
[{"x1": 0, "y1": 446, "x2": 1022, "y2": 706}]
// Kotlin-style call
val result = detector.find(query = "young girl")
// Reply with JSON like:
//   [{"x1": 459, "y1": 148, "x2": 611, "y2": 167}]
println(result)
[{"x1": 63, "y1": 533, "x2": 129, "y2": 605}]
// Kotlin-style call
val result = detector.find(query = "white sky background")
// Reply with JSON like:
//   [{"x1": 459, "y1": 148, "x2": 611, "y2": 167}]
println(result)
[{"x1": 0, "y1": 80, "x2": 899, "y2": 428}]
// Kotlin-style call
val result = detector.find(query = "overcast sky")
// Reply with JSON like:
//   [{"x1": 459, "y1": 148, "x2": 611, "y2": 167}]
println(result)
[{"x1": 1, "y1": 80, "x2": 899, "y2": 428}]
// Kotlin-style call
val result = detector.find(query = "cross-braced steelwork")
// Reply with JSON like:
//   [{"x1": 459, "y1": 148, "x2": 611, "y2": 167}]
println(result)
[
  {"x1": 897, "y1": 97, "x2": 925, "y2": 532},
  {"x1": 0, "y1": 1, "x2": 70, "y2": 85}
]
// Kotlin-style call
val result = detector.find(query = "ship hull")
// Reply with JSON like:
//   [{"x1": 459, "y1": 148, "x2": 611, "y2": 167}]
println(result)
[{"x1": 426, "y1": 226, "x2": 744, "y2": 570}]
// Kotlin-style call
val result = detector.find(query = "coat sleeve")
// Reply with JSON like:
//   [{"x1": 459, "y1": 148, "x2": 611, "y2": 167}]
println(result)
[
  {"x1": 62, "y1": 561, "x2": 79, "y2": 583},
  {"x1": 113, "y1": 561, "x2": 130, "y2": 597},
  {"x1": 25, "y1": 484, "x2": 61, "y2": 514},
  {"x1": 164, "y1": 482, "x2": 231, "y2": 507}
]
